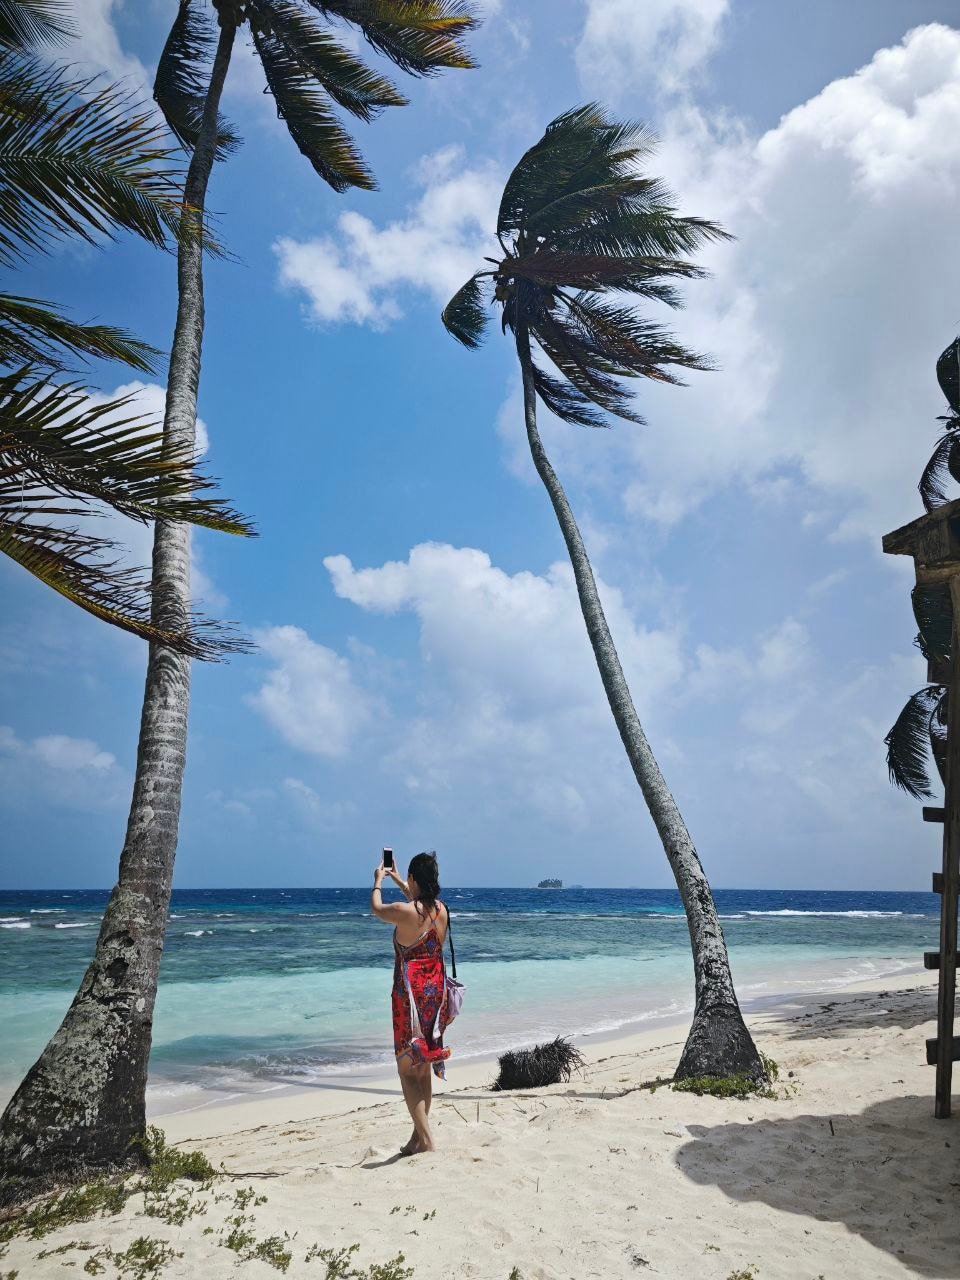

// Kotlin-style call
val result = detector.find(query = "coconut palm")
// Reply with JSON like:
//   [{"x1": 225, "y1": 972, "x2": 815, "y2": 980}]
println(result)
[
  {"x1": 0, "y1": 0, "x2": 476, "y2": 1197},
  {"x1": 0, "y1": 0, "x2": 252, "y2": 654},
  {"x1": 442, "y1": 104, "x2": 766, "y2": 1084}
]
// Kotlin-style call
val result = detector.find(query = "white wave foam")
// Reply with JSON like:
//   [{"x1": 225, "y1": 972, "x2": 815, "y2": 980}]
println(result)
[
  {"x1": 0, "y1": 916, "x2": 24, "y2": 922},
  {"x1": 184, "y1": 929, "x2": 212, "y2": 937},
  {"x1": 742, "y1": 909, "x2": 917, "y2": 918},
  {"x1": 30, "y1": 908, "x2": 65, "y2": 914},
  {"x1": 1, "y1": 922, "x2": 29, "y2": 929},
  {"x1": 55, "y1": 922, "x2": 91, "y2": 929}
]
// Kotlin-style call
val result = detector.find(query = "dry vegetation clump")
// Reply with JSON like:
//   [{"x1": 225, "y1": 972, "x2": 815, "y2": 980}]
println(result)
[{"x1": 491, "y1": 1037, "x2": 586, "y2": 1091}]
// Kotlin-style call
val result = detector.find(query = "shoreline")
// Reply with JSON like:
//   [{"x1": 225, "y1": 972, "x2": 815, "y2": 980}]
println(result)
[{"x1": 154, "y1": 963, "x2": 931, "y2": 1143}]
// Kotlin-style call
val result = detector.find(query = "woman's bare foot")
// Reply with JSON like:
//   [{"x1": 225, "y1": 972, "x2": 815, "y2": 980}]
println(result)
[{"x1": 398, "y1": 1132, "x2": 420, "y2": 1157}]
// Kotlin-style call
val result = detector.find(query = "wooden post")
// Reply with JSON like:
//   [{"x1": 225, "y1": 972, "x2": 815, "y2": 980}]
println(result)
[{"x1": 936, "y1": 577, "x2": 960, "y2": 1117}]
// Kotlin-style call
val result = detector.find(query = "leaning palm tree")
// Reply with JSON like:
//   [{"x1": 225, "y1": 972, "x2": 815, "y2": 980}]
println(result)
[
  {"x1": 442, "y1": 104, "x2": 765, "y2": 1084},
  {"x1": 0, "y1": 0, "x2": 252, "y2": 654},
  {"x1": 0, "y1": 0, "x2": 476, "y2": 1198}
]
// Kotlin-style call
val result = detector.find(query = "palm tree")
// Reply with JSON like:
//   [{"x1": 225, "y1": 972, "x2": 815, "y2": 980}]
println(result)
[
  {"x1": 442, "y1": 104, "x2": 766, "y2": 1084},
  {"x1": 0, "y1": 0, "x2": 252, "y2": 654},
  {"x1": 0, "y1": 0, "x2": 476, "y2": 1198}
]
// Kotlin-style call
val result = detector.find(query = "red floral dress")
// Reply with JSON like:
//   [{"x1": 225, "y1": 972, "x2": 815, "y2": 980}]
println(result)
[{"x1": 392, "y1": 909, "x2": 452, "y2": 1078}]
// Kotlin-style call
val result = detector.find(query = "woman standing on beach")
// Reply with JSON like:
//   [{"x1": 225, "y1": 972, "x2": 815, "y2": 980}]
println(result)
[{"x1": 372, "y1": 851, "x2": 452, "y2": 1155}]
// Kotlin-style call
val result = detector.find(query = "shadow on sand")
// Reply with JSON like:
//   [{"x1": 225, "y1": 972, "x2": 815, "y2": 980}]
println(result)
[
  {"x1": 677, "y1": 1092, "x2": 960, "y2": 1276},
  {"x1": 781, "y1": 986, "x2": 935, "y2": 1041}
]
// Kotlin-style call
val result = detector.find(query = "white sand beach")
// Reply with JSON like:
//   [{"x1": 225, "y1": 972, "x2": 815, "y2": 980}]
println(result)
[{"x1": 4, "y1": 969, "x2": 957, "y2": 1280}]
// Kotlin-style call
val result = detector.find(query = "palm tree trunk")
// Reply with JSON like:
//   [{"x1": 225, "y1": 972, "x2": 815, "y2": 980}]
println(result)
[
  {"x1": 516, "y1": 324, "x2": 765, "y2": 1085},
  {"x1": 0, "y1": 20, "x2": 237, "y2": 1203}
]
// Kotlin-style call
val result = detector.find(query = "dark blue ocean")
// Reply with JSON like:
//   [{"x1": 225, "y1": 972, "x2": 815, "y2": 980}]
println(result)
[{"x1": 0, "y1": 886, "x2": 938, "y2": 1110}]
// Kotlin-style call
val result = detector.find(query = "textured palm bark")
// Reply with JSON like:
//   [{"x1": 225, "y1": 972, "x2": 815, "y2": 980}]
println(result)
[
  {"x1": 516, "y1": 325, "x2": 765, "y2": 1084},
  {"x1": 0, "y1": 22, "x2": 237, "y2": 1203}
]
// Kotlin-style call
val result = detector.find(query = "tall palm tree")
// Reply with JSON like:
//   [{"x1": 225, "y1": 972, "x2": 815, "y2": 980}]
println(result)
[
  {"x1": 0, "y1": 0, "x2": 476, "y2": 1198},
  {"x1": 0, "y1": 0, "x2": 252, "y2": 654},
  {"x1": 442, "y1": 105, "x2": 765, "y2": 1084}
]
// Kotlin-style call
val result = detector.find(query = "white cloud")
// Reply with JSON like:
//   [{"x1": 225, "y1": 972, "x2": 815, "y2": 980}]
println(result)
[
  {"x1": 325, "y1": 541, "x2": 684, "y2": 718},
  {"x1": 249, "y1": 626, "x2": 376, "y2": 758},
  {"x1": 274, "y1": 147, "x2": 502, "y2": 329},
  {"x1": 576, "y1": 0, "x2": 730, "y2": 99},
  {"x1": 562, "y1": 23, "x2": 960, "y2": 542},
  {"x1": 324, "y1": 542, "x2": 686, "y2": 822},
  {"x1": 70, "y1": 0, "x2": 150, "y2": 89},
  {"x1": 283, "y1": 777, "x2": 356, "y2": 827},
  {"x1": 0, "y1": 725, "x2": 126, "y2": 810}
]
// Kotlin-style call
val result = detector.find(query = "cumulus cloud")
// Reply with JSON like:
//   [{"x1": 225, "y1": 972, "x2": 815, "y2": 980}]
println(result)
[
  {"x1": 274, "y1": 146, "x2": 502, "y2": 329},
  {"x1": 323, "y1": 541, "x2": 688, "y2": 825},
  {"x1": 248, "y1": 626, "x2": 377, "y2": 758},
  {"x1": 283, "y1": 777, "x2": 356, "y2": 827},
  {"x1": 575, "y1": 0, "x2": 730, "y2": 98},
  {"x1": 0, "y1": 725, "x2": 126, "y2": 810},
  {"x1": 564, "y1": 23, "x2": 960, "y2": 541},
  {"x1": 69, "y1": 0, "x2": 150, "y2": 89},
  {"x1": 325, "y1": 541, "x2": 685, "y2": 718}
]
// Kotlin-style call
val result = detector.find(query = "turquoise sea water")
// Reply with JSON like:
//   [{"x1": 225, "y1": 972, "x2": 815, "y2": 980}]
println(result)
[{"x1": 0, "y1": 887, "x2": 938, "y2": 1108}]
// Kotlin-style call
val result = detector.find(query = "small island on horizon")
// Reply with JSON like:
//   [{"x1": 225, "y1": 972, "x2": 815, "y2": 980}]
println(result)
[{"x1": 537, "y1": 878, "x2": 563, "y2": 889}]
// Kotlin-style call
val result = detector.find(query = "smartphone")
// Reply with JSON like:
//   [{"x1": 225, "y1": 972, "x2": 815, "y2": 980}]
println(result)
[{"x1": 382, "y1": 848, "x2": 394, "y2": 871}]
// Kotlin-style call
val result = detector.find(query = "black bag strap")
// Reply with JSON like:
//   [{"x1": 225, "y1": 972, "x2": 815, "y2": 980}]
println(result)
[{"x1": 445, "y1": 903, "x2": 457, "y2": 980}]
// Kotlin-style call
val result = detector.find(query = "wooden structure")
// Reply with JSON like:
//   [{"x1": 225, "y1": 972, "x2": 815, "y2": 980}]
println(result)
[{"x1": 883, "y1": 498, "x2": 960, "y2": 1118}]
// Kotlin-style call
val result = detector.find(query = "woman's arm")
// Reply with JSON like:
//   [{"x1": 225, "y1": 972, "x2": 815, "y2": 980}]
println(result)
[
  {"x1": 385, "y1": 867, "x2": 412, "y2": 900},
  {"x1": 371, "y1": 865, "x2": 413, "y2": 925}
]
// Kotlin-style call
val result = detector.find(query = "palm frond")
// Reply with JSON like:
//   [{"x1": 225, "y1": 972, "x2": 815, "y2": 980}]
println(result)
[
  {"x1": 310, "y1": 0, "x2": 477, "y2": 76},
  {"x1": 511, "y1": 250, "x2": 707, "y2": 294},
  {"x1": 154, "y1": 0, "x2": 240, "y2": 157},
  {"x1": 252, "y1": 23, "x2": 374, "y2": 191},
  {"x1": 0, "y1": 515, "x2": 249, "y2": 659},
  {"x1": 884, "y1": 685, "x2": 945, "y2": 799},
  {"x1": 533, "y1": 310, "x2": 643, "y2": 423},
  {"x1": 0, "y1": 51, "x2": 184, "y2": 264},
  {"x1": 498, "y1": 103, "x2": 652, "y2": 239},
  {"x1": 442, "y1": 104, "x2": 723, "y2": 429},
  {"x1": 0, "y1": 368, "x2": 255, "y2": 534},
  {"x1": 562, "y1": 293, "x2": 712, "y2": 381},
  {"x1": 0, "y1": 291, "x2": 160, "y2": 372},
  {"x1": 919, "y1": 424, "x2": 958, "y2": 513},
  {"x1": 937, "y1": 336, "x2": 960, "y2": 413},
  {"x1": 0, "y1": 0, "x2": 72, "y2": 50},
  {"x1": 440, "y1": 272, "x2": 489, "y2": 348},
  {"x1": 531, "y1": 363, "x2": 608, "y2": 428},
  {"x1": 912, "y1": 582, "x2": 953, "y2": 664},
  {"x1": 254, "y1": 0, "x2": 406, "y2": 120}
]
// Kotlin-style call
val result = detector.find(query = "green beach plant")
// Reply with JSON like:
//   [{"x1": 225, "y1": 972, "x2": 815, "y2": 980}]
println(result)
[
  {"x1": 0, "y1": 0, "x2": 477, "y2": 1199},
  {"x1": 442, "y1": 104, "x2": 766, "y2": 1086}
]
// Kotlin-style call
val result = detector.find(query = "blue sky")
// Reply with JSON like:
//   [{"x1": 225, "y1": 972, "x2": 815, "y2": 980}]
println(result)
[{"x1": 2, "y1": 0, "x2": 959, "y2": 889}]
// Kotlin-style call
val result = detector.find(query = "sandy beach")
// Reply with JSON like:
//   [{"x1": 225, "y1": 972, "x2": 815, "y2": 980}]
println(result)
[{"x1": 4, "y1": 969, "x2": 957, "y2": 1280}]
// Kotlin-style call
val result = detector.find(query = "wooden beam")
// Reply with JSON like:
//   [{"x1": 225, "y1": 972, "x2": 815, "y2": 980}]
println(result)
[
  {"x1": 925, "y1": 951, "x2": 959, "y2": 970},
  {"x1": 884, "y1": 502, "x2": 960, "y2": 558},
  {"x1": 934, "y1": 872, "x2": 944, "y2": 894},
  {"x1": 928, "y1": 656, "x2": 952, "y2": 685},
  {"x1": 927, "y1": 1037, "x2": 960, "y2": 1066},
  {"x1": 883, "y1": 499, "x2": 960, "y2": 560},
  {"x1": 924, "y1": 807, "x2": 946, "y2": 824}
]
